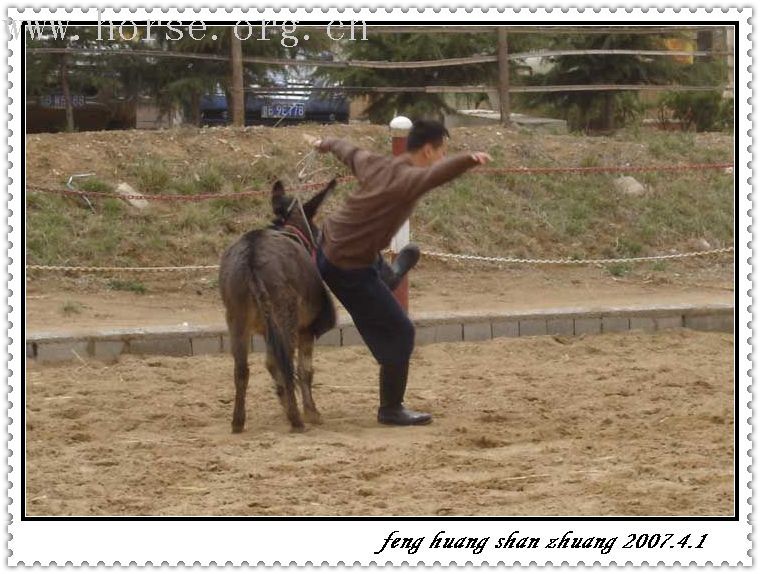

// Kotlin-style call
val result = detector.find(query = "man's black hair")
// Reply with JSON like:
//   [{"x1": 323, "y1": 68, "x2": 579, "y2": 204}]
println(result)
[{"x1": 406, "y1": 119, "x2": 450, "y2": 152}]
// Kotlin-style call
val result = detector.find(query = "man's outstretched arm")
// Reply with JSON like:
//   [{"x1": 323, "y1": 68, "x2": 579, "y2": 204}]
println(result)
[
  {"x1": 407, "y1": 151, "x2": 492, "y2": 197},
  {"x1": 307, "y1": 135, "x2": 374, "y2": 178}
]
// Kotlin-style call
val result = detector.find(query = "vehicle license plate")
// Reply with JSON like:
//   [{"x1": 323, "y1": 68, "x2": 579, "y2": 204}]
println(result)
[{"x1": 262, "y1": 103, "x2": 305, "y2": 119}]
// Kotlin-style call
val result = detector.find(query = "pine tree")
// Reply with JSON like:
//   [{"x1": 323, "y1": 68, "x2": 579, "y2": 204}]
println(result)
[
  {"x1": 527, "y1": 33, "x2": 683, "y2": 132},
  {"x1": 322, "y1": 31, "x2": 541, "y2": 124},
  {"x1": 27, "y1": 25, "x2": 145, "y2": 131}
]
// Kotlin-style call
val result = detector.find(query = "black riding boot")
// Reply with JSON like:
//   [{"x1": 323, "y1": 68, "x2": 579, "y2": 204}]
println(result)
[
  {"x1": 379, "y1": 244, "x2": 421, "y2": 291},
  {"x1": 377, "y1": 362, "x2": 432, "y2": 426}
]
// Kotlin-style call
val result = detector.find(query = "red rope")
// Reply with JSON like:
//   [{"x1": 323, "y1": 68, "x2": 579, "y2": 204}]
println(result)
[
  {"x1": 25, "y1": 175, "x2": 355, "y2": 202},
  {"x1": 26, "y1": 185, "x2": 268, "y2": 201},
  {"x1": 479, "y1": 162, "x2": 734, "y2": 175},
  {"x1": 26, "y1": 163, "x2": 732, "y2": 202}
]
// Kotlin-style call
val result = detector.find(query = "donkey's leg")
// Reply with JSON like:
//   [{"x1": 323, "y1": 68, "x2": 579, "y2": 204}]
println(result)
[
  {"x1": 228, "y1": 315, "x2": 251, "y2": 434},
  {"x1": 264, "y1": 324, "x2": 304, "y2": 432},
  {"x1": 297, "y1": 331, "x2": 322, "y2": 424}
]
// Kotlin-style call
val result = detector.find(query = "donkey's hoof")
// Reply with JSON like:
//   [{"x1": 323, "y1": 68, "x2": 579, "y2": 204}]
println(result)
[
  {"x1": 304, "y1": 410, "x2": 323, "y2": 425},
  {"x1": 231, "y1": 423, "x2": 245, "y2": 434},
  {"x1": 290, "y1": 422, "x2": 307, "y2": 433}
]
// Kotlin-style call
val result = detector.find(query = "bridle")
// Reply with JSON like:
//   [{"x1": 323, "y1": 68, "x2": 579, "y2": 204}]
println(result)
[{"x1": 277, "y1": 196, "x2": 318, "y2": 260}]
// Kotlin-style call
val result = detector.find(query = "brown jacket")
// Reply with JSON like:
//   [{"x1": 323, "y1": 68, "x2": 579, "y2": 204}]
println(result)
[{"x1": 319, "y1": 137, "x2": 478, "y2": 269}]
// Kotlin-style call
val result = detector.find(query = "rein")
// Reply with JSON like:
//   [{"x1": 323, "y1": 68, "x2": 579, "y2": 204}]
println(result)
[{"x1": 276, "y1": 197, "x2": 318, "y2": 262}]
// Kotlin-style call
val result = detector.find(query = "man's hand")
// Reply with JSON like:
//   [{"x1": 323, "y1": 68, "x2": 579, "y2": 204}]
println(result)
[
  {"x1": 470, "y1": 152, "x2": 493, "y2": 165},
  {"x1": 303, "y1": 134, "x2": 326, "y2": 152}
]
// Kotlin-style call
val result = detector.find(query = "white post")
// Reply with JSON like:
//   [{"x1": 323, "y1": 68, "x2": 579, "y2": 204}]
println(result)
[
  {"x1": 389, "y1": 116, "x2": 413, "y2": 255},
  {"x1": 391, "y1": 220, "x2": 410, "y2": 254},
  {"x1": 389, "y1": 115, "x2": 413, "y2": 311}
]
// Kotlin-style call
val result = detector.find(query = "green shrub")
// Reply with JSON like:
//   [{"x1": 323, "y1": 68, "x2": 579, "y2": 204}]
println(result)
[{"x1": 660, "y1": 92, "x2": 733, "y2": 132}]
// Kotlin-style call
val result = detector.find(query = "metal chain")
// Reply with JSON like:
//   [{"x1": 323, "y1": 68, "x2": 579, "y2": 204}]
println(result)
[
  {"x1": 26, "y1": 246, "x2": 733, "y2": 273},
  {"x1": 421, "y1": 246, "x2": 734, "y2": 265}
]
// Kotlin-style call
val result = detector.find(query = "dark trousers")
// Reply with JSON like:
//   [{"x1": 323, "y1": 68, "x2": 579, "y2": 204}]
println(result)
[{"x1": 316, "y1": 247, "x2": 415, "y2": 365}]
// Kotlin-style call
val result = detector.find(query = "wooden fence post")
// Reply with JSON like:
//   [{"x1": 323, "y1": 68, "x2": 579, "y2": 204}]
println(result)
[
  {"x1": 497, "y1": 27, "x2": 511, "y2": 126},
  {"x1": 59, "y1": 53, "x2": 75, "y2": 132},
  {"x1": 230, "y1": 29, "x2": 245, "y2": 127}
]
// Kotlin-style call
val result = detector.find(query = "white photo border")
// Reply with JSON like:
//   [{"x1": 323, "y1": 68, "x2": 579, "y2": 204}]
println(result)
[{"x1": 7, "y1": 6, "x2": 751, "y2": 566}]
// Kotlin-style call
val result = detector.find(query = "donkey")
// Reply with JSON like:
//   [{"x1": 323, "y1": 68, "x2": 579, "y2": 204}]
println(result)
[{"x1": 219, "y1": 179, "x2": 337, "y2": 432}]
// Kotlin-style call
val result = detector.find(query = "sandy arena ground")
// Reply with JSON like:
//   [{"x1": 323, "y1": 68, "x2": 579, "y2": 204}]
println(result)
[{"x1": 26, "y1": 329, "x2": 734, "y2": 517}]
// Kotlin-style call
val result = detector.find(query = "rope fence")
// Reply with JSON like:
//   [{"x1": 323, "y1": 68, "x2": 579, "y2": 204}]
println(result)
[
  {"x1": 420, "y1": 246, "x2": 734, "y2": 266},
  {"x1": 25, "y1": 158, "x2": 735, "y2": 274},
  {"x1": 26, "y1": 162, "x2": 733, "y2": 203},
  {"x1": 24, "y1": 246, "x2": 735, "y2": 274},
  {"x1": 480, "y1": 162, "x2": 734, "y2": 176}
]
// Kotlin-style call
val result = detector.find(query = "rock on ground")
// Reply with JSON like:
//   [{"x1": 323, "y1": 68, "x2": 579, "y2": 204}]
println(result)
[{"x1": 613, "y1": 175, "x2": 647, "y2": 197}]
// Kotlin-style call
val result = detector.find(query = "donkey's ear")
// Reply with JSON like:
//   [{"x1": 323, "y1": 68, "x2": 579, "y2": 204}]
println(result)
[
  {"x1": 303, "y1": 178, "x2": 336, "y2": 220},
  {"x1": 271, "y1": 180, "x2": 288, "y2": 216}
]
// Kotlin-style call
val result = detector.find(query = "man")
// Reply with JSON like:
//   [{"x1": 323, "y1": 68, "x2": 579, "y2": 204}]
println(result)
[{"x1": 310, "y1": 120, "x2": 491, "y2": 425}]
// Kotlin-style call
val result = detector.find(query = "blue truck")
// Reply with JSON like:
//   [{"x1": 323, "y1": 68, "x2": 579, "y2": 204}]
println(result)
[{"x1": 200, "y1": 90, "x2": 350, "y2": 127}]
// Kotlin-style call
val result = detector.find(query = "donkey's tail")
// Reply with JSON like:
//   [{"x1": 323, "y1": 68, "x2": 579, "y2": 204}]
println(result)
[{"x1": 247, "y1": 273, "x2": 295, "y2": 387}]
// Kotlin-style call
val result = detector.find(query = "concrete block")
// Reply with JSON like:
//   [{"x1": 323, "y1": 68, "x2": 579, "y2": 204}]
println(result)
[
  {"x1": 93, "y1": 340, "x2": 126, "y2": 361},
  {"x1": 629, "y1": 317, "x2": 656, "y2": 332},
  {"x1": 341, "y1": 325, "x2": 364, "y2": 347},
  {"x1": 435, "y1": 323, "x2": 463, "y2": 343},
  {"x1": 192, "y1": 335, "x2": 222, "y2": 356},
  {"x1": 129, "y1": 336, "x2": 192, "y2": 357},
  {"x1": 574, "y1": 317, "x2": 602, "y2": 335},
  {"x1": 26, "y1": 343, "x2": 36, "y2": 359},
  {"x1": 464, "y1": 321, "x2": 492, "y2": 342},
  {"x1": 316, "y1": 328, "x2": 341, "y2": 347},
  {"x1": 602, "y1": 316, "x2": 630, "y2": 334},
  {"x1": 654, "y1": 315, "x2": 683, "y2": 331},
  {"x1": 547, "y1": 318, "x2": 574, "y2": 336},
  {"x1": 519, "y1": 319, "x2": 547, "y2": 337},
  {"x1": 492, "y1": 320, "x2": 519, "y2": 339},
  {"x1": 221, "y1": 334, "x2": 260, "y2": 354},
  {"x1": 251, "y1": 335, "x2": 266, "y2": 353},
  {"x1": 36, "y1": 340, "x2": 90, "y2": 363},
  {"x1": 415, "y1": 325, "x2": 437, "y2": 345},
  {"x1": 685, "y1": 313, "x2": 734, "y2": 333}
]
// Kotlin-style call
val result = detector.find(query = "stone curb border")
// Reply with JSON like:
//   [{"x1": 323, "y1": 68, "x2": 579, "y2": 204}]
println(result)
[{"x1": 26, "y1": 303, "x2": 734, "y2": 364}]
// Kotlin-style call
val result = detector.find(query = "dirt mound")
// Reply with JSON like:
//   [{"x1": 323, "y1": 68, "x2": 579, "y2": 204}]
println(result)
[{"x1": 26, "y1": 124, "x2": 734, "y2": 279}]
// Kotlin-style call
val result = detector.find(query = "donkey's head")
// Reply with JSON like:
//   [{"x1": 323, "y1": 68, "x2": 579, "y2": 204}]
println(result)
[{"x1": 270, "y1": 179, "x2": 336, "y2": 245}]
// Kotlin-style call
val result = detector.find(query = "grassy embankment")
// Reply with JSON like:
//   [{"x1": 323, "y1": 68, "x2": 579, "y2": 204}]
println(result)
[{"x1": 26, "y1": 126, "x2": 734, "y2": 291}]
